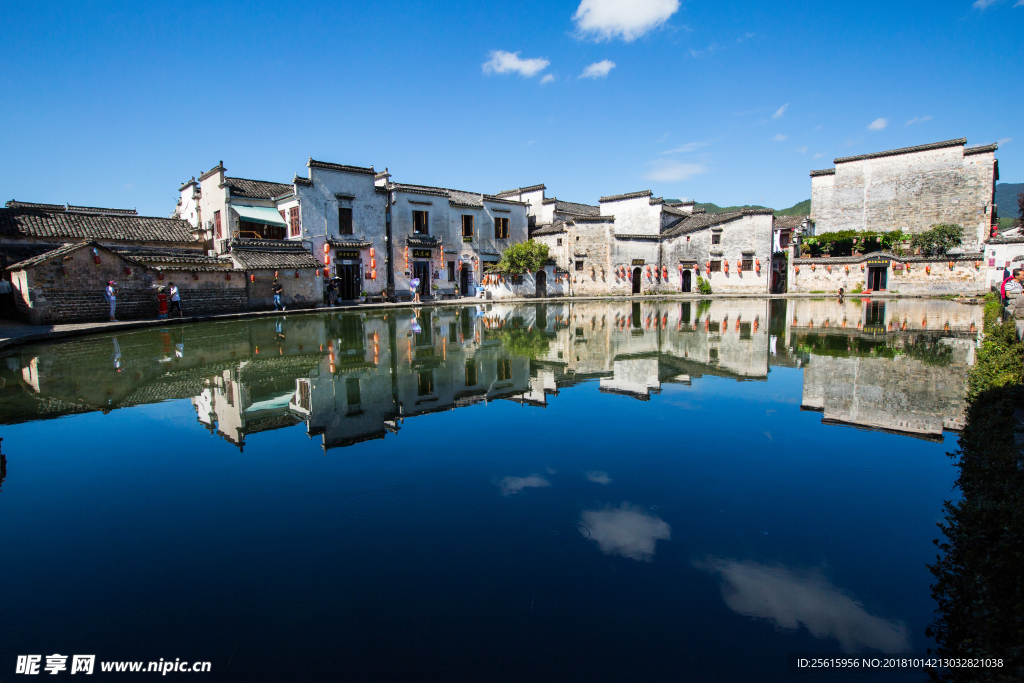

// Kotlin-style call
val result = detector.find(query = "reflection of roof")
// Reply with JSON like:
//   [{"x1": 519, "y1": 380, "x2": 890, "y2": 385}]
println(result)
[
  {"x1": 0, "y1": 203, "x2": 196, "y2": 242},
  {"x1": 245, "y1": 413, "x2": 304, "y2": 434}
]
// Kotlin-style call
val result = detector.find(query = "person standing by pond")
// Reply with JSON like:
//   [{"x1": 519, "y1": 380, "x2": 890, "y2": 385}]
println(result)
[
  {"x1": 105, "y1": 281, "x2": 118, "y2": 321},
  {"x1": 273, "y1": 279, "x2": 284, "y2": 311},
  {"x1": 168, "y1": 282, "x2": 182, "y2": 317},
  {"x1": 410, "y1": 276, "x2": 421, "y2": 304},
  {"x1": 156, "y1": 286, "x2": 168, "y2": 319}
]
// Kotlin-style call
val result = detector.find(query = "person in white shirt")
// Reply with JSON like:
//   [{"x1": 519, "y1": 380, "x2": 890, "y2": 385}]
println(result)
[
  {"x1": 104, "y1": 281, "x2": 118, "y2": 321},
  {"x1": 168, "y1": 282, "x2": 182, "y2": 317}
]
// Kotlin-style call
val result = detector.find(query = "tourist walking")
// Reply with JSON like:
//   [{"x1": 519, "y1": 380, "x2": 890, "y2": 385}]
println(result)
[
  {"x1": 410, "y1": 276, "x2": 421, "y2": 304},
  {"x1": 168, "y1": 282, "x2": 182, "y2": 317},
  {"x1": 273, "y1": 279, "x2": 284, "y2": 311},
  {"x1": 105, "y1": 280, "x2": 118, "y2": 321}
]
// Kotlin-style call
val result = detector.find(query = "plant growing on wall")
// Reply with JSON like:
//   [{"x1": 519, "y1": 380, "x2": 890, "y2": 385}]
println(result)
[
  {"x1": 696, "y1": 276, "x2": 712, "y2": 295},
  {"x1": 493, "y1": 240, "x2": 550, "y2": 274},
  {"x1": 909, "y1": 224, "x2": 963, "y2": 256}
]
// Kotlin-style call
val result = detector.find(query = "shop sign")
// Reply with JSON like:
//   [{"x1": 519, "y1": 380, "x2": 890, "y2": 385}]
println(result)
[
  {"x1": 412, "y1": 249, "x2": 432, "y2": 259},
  {"x1": 631, "y1": 259, "x2": 645, "y2": 266},
  {"x1": 336, "y1": 250, "x2": 360, "y2": 259}
]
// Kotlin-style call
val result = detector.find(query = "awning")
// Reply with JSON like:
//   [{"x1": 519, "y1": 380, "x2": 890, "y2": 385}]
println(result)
[{"x1": 232, "y1": 205, "x2": 287, "y2": 227}]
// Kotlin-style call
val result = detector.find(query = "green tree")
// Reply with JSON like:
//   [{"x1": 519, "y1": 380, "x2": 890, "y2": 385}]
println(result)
[
  {"x1": 493, "y1": 240, "x2": 550, "y2": 274},
  {"x1": 910, "y1": 224, "x2": 963, "y2": 256}
]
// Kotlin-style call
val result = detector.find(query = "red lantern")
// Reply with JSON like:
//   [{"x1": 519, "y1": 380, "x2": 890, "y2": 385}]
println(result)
[
  {"x1": 193, "y1": 272, "x2": 199, "y2": 281},
  {"x1": 250, "y1": 274, "x2": 256, "y2": 282},
  {"x1": 226, "y1": 272, "x2": 231, "y2": 281},
  {"x1": 755, "y1": 258, "x2": 760, "y2": 273},
  {"x1": 157, "y1": 271, "x2": 164, "y2": 280},
  {"x1": 371, "y1": 269, "x2": 377, "y2": 279},
  {"x1": 795, "y1": 265, "x2": 800, "y2": 274},
  {"x1": 662, "y1": 266, "x2": 668, "y2": 279},
  {"x1": 724, "y1": 260, "x2": 729, "y2": 274},
  {"x1": 295, "y1": 270, "x2": 300, "y2": 278},
  {"x1": 323, "y1": 243, "x2": 330, "y2": 254},
  {"x1": 370, "y1": 248, "x2": 375, "y2": 258}
]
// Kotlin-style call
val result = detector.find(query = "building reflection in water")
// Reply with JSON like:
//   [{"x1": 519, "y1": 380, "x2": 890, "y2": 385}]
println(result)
[{"x1": 0, "y1": 298, "x2": 983, "y2": 446}]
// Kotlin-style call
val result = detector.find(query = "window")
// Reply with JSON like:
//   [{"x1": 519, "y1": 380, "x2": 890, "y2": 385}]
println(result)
[
  {"x1": 556, "y1": 238, "x2": 563, "y2": 246},
  {"x1": 338, "y1": 207, "x2": 353, "y2": 235},
  {"x1": 289, "y1": 207, "x2": 300, "y2": 237},
  {"x1": 214, "y1": 210, "x2": 222, "y2": 239},
  {"x1": 575, "y1": 261, "x2": 584, "y2": 271},
  {"x1": 741, "y1": 259, "x2": 753, "y2": 271},
  {"x1": 413, "y1": 210, "x2": 429, "y2": 235},
  {"x1": 447, "y1": 261, "x2": 455, "y2": 282},
  {"x1": 345, "y1": 378, "x2": 361, "y2": 405},
  {"x1": 511, "y1": 274, "x2": 524, "y2": 285},
  {"x1": 711, "y1": 233, "x2": 721, "y2": 245},
  {"x1": 462, "y1": 215, "x2": 474, "y2": 241},
  {"x1": 710, "y1": 260, "x2": 722, "y2": 272},
  {"x1": 494, "y1": 216, "x2": 509, "y2": 239},
  {"x1": 575, "y1": 327, "x2": 584, "y2": 337},
  {"x1": 417, "y1": 370, "x2": 434, "y2": 396},
  {"x1": 279, "y1": 209, "x2": 286, "y2": 225},
  {"x1": 739, "y1": 322, "x2": 751, "y2": 339},
  {"x1": 780, "y1": 233, "x2": 790, "y2": 248},
  {"x1": 465, "y1": 360, "x2": 477, "y2": 386},
  {"x1": 496, "y1": 359, "x2": 512, "y2": 382}
]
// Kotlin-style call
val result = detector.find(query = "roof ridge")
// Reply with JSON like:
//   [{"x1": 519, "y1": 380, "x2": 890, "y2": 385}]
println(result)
[{"x1": 833, "y1": 138, "x2": 968, "y2": 164}]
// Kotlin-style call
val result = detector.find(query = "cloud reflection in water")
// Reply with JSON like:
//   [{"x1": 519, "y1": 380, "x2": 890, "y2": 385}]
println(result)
[
  {"x1": 580, "y1": 503, "x2": 671, "y2": 561},
  {"x1": 696, "y1": 557, "x2": 909, "y2": 652},
  {"x1": 498, "y1": 474, "x2": 551, "y2": 496}
]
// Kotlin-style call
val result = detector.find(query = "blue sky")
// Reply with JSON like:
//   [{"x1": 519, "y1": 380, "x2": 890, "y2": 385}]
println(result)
[{"x1": 1, "y1": 0, "x2": 1020, "y2": 216}]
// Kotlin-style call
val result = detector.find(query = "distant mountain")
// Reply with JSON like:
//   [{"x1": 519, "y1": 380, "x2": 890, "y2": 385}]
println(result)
[
  {"x1": 666, "y1": 199, "x2": 810, "y2": 215},
  {"x1": 995, "y1": 183, "x2": 1023, "y2": 221}
]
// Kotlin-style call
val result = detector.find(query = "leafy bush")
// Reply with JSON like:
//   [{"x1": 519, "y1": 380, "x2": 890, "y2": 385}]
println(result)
[
  {"x1": 801, "y1": 229, "x2": 907, "y2": 257},
  {"x1": 493, "y1": 240, "x2": 550, "y2": 275},
  {"x1": 910, "y1": 223, "x2": 963, "y2": 257},
  {"x1": 696, "y1": 276, "x2": 712, "y2": 294}
]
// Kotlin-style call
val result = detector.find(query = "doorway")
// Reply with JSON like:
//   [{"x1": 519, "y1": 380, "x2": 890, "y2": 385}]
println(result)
[
  {"x1": 460, "y1": 265, "x2": 470, "y2": 296},
  {"x1": 413, "y1": 261, "x2": 430, "y2": 298},
  {"x1": 867, "y1": 266, "x2": 887, "y2": 291},
  {"x1": 632, "y1": 267, "x2": 642, "y2": 294},
  {"x1": 336, "y1": 263, "x2": 362, "y2": 300},
  {"x1": 682, "y1": 269, "x2": 691, "y2": 293},
  {"x1": 535, "y1": 270, "x2": 547, "y2": 297}
]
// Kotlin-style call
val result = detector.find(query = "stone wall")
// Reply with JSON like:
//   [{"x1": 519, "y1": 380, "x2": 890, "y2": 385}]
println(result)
[
  {"x1": 787, "y1": 250, "x2": 986, "y2": 295},
  {"x1": 810, "y1": 142, "x2": 997, "y2": 247},
  {"x1": 246, "y1": 268, "x2": 323, "y2": 310}
]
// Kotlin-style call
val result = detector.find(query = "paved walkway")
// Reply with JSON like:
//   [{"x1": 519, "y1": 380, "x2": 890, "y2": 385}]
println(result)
[{"x1": 0, "y1": 291, "x2": 983, "y2": 354}]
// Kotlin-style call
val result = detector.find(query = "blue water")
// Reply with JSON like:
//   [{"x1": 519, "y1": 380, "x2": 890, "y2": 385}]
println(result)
[{"x1": 0, "y1": 299, "x2": 973, "y2": 681}]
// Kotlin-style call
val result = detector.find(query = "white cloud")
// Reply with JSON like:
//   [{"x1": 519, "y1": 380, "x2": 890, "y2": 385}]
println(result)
[
  {"x1": 774, "y1": 133, "x2": 787, "y2": 141},
  {"x1": 998, "y1": 137, "x2": 1012, "y2": 145},
  {"x1": 573, "y1": 0, "x2": 680, "y2": 42},
  {"x1": 813, "y1": 152, "x2": 826, "y2": 159},
  {"x1": 696, "y1": 557, "x2": 910, "y2": 652},
  {"x1": 585, "y1": 470, "x2": 612, "y2": 484},
  {"x1": 497, "y1": 474, "x2": 551, "y2": 496},
  {"x1": 1016, "y1": 0, "x2": 1024, "y2": 7},
  {"x1": 773, "y1": 103, "x2": 789, "y2": 119},
  {"x1": 644, "y1": 160, "x2": 709, "y2": 182},
  {"x1": 868, "y1": 118, "x2": 888, "y2": 131},
  {"x1": 973, "y1": 0, "x2": 1000, "y2": 8},
  {"x1": 796, "y1": 146, "x2": 808, "y2": 154},
  {"x1": 660, "y1": 140, "x2": 710, "y2": 154},
  {"x1": 580, "y1": 60, "x2": 616, "y2": 79},
  {"x1": 482, "y1": 50, "x2": 550, "y2": 78},
  {"x1": 540, "y1": 74, "x2": 556, "y2": 84},
  {"x1": 905, "y1": 115, "x2": 932, "y2": 126},
  {"x1": 580, "y1": 503, "x2": 671, "y2": 561}
]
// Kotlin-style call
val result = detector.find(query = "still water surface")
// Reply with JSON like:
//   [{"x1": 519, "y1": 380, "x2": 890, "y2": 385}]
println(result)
[{"x1": 0, "y1": 298, "x2": 981, "y2": 681}]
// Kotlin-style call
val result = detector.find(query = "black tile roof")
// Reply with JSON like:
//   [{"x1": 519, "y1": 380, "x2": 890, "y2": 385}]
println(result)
[
  {"x1": 0, "y1": 242, "x2": 59, "y2": 267},
  {"x1": 571, "y1": 215, "x2": 614, "y2": 223},
  {"x1": 531, "y1": 222, "x2": 567, "y2": 236},
  {"x1": 387, "y1": 183, "x2": 526, "y2": 207},
  {"x1": 328, "y1": 238, "x2": 373, "y2": 248},
  {"x1": 544, "y1": 198, "x2": 600, "y2": 216},
  {"x1": 7, "y1": 241, "x2": 142, "y2": 270},
  {"x1": 66, "y1": 205, "x2": 138, "y2": 215},
  {"x1": 308, "y1": 158, "x2": 376, "y2": 175},
  {"x1": 406, "y1": 235, "x2": 442, "y2": 247},
  {"x1": 494, "y1": 184, "x2": 546, "y2": 198},
  {"x1": 810, "y1": 169, "x2": 836, "y2": 177},
  {"x1": 111, "y1": 247, "x2": 227, "y2": 266},
  {"x1": 661, "y1": 211, "x2": 745, "y2": 238},
  {"x1": 229, "y1": 239, "x2": 323, "y2": 269},
  {"x1": 964, "y1": 143, "x2": 999, "y2": 156},
  {"x1": 774, "y1": 215, "x2": 808, "y2": 230},
  {"x1": 599, "y1": 190, "x2": 652, "y2": 203},
  {"x1": 5, "y1": 200, "x2": 67, "y2": 211},
  {"x1": 0, "y1": 204, "x2": 196, "y2": 243},
  {"x1": 223, "y1": 177, "x2": 293, "y2": 200},
  {"x1": 833, "y1": 138, "x2": 967, "y2": 164}
]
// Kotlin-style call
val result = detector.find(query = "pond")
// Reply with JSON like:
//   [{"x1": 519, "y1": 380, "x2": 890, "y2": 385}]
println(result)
[{"x1": 0, "y1": 298, "x2": 982, "y2": 681}]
